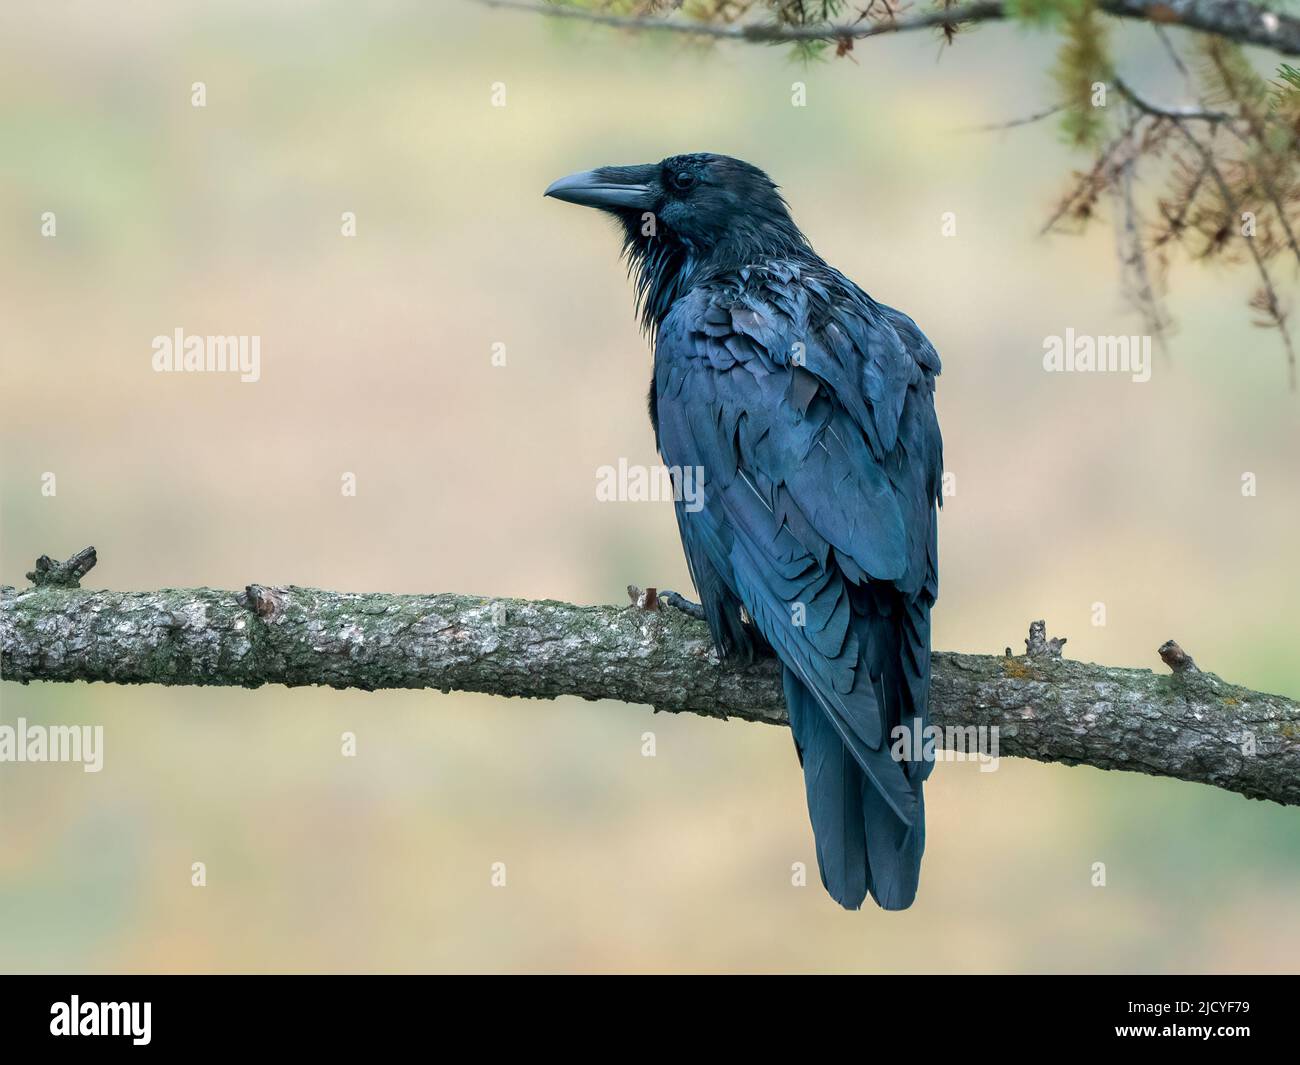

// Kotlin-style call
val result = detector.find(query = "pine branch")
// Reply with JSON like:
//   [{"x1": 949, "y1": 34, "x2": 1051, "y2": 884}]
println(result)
[{"x1": 475, "y1": 0, "x2": 1300, "y2": 56}]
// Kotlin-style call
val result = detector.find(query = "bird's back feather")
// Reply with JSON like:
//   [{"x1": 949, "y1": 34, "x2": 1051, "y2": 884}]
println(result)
[{"x1": 655, "y1": 257, "x2": 942, "y2": 910}]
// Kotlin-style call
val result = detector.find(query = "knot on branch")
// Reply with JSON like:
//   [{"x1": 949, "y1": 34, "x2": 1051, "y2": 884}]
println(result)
[
  {"x1": 26, "y1": 547, "x2": 97, "y2": 589},
  {"x1": 1025, "y1": 619, "x2": 1067, "y2": 659},
  {"x1": 1158, "y1": 639, "x2": 1200, "y2": 674},
  {"x1": 240, "y1": 584, "x2": 287, "y2": 621}
]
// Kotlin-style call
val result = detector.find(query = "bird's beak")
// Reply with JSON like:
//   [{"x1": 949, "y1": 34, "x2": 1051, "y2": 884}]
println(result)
[{"x1": 544, "y1": 166, "x2": 655, "y2": 212}]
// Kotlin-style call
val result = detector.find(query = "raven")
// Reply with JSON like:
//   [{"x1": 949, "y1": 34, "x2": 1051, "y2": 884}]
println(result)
[{"x1": 546, "y1": 154, "x2": 943, "y2": 910}]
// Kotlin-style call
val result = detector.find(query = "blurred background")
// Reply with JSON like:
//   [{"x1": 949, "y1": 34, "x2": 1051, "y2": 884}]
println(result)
[{"x1": 1, "y1": 0, "x2": 1298, "y2": 973}]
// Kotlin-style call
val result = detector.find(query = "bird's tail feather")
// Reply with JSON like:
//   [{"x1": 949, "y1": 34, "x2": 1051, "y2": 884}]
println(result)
[
  {"x1": 862, "y1": 773, "x2": 925, "y2": 910},
  {"x1": 784, "y1": 668, "x2": 924, "y2": 911},
  {"x1": 785, "y1": 668, "x2": 867, "y2": 908}
]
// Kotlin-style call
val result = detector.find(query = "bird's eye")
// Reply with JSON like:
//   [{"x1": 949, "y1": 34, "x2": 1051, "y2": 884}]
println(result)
[{"x1": 670, "y1": 170, "x2": 697, "y2": 192}]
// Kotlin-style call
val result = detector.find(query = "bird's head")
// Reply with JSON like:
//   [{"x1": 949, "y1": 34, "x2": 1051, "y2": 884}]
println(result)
[{"x1": 545, "y1": 153, "x2": 810, "y2": 330}]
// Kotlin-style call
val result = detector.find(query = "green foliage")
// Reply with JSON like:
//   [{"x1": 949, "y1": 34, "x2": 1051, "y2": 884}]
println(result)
[
  {"x1": 770, "y1": 0, "x2": 847, "y2": 23},
  {"x1": 1006, "y1": 0, "x2": 1088, "y2": 28},
  {"x1": 1272, "y1": 63, "x2": 1300, "y2": 113},
  {"x1": 1052, "y1": 2, "x2": 1110, "y2": 147},
  {"x1": 677, "y1": 0, "x2": 847, "y2": 27},
  {"x1": 681, "y1": 0, "x2": 754, "y2": 23},
  {"x1": 1196, "y1": 36, "x2": 1271, "y2": 110},
  {"x1": 788, "y1": 38, "x2": 834, "y2": 62},
  {"x1": 1195, "y1": 40, "x2": 1299, "y2": 215}
]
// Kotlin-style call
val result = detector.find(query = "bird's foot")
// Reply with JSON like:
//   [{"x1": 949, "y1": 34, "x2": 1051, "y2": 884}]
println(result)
[{"x1": 659, "y1": 589, "x2": 706, "y2": 621}]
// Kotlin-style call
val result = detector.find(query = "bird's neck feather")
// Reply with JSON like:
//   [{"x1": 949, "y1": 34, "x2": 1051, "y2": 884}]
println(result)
[{"x1": 624, "y1": 222, "x2": 811, "y2": 336}]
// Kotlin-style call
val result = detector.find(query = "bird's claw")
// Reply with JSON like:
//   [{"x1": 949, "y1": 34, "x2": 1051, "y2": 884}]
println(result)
[{"x1": 659, "y1": 590, "x2": 706, "y2": 621}]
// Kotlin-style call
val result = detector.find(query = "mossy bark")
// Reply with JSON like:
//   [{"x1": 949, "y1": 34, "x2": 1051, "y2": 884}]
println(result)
[{"x1": 3, "y1": 578, "x2": 1297, "y2": 806}]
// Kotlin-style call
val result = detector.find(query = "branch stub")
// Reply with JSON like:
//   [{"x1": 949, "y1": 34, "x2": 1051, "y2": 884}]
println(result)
[{"x1": 25, "y1": 547, "x2": 98, "y2": 589}]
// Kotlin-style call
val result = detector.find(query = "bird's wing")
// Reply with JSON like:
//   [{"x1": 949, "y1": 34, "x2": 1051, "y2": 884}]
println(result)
[{"x1": 655, "y1": 264, "x2": 942, "y2": 818}]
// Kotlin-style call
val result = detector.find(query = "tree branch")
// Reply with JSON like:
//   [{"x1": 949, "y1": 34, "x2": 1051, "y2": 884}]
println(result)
[
  {"x1": 475, "y1": 0, "x2": 1300, "y2": 57},
  {"x1": 477, "y1": 0, "x2": 1006, "y2": 43},
  {"x1": 3, "y1": 550, "x2": 1298, "y2": 807}
]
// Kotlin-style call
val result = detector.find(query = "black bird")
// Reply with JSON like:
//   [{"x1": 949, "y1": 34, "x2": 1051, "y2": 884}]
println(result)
[{"x1": 546, "y1": 154, "x2": 943, "y2": 910}]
